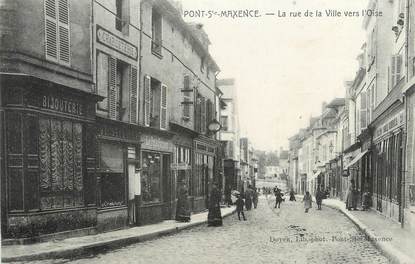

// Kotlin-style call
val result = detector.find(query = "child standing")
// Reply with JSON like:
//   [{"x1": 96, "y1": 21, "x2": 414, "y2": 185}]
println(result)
[
  {"x1": 235, "y1": 194, "x2": 247, "y2": 221},
  {"x1": 303, "y1": 191, "x2": 312, "y2": 213}
]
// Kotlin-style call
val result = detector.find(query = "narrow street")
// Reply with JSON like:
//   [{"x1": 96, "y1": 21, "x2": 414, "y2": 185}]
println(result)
[{"x1": 20, "y1": 197, "x2": 389, "y2": 264}]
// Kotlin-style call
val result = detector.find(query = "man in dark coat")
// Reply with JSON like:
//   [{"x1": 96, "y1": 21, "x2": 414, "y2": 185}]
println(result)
[
  {"x1": 316, "y1": 187, "x2": 324, "y2": 210},
  {"x1": 235, "y1": 194, "x2": 247, "y2": 221},
  {"x1": 274, "y1": 187, "x2": 283, "y2": 208}
]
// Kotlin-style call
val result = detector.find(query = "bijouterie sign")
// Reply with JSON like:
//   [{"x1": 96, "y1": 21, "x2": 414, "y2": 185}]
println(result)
[{"x1": 42, "y1": 95, "x2": 84, "y2": 116}]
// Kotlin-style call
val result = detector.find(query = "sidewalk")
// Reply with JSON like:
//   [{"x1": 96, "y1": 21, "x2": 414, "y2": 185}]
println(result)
[
  {"x1": 1, "y1": 206, "x2": 236, "y2": 263},
  {"x1": 322, "y1": 198, "x2": 415, "y2": 264}
]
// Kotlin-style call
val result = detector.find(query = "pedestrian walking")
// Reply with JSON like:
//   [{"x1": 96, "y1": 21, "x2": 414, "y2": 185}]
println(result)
[
  {"x1": 225, "y1": 185, "x2": 232, "y2": 207},
  {"x1": 274, "y1": 187, "x2": 283, "y2": 208},
  {"x1": 253, "y1": 189, "x2": 258, "y2": 209},
  {"x1": 235, "y1": 194, "x2": 247, "y2": 221},
  {"x1": 245, "y1": 186, "x2": 253, "y2": 210},
  {"x1": 346, "y1": 179, "x2": 358, "y2": 211},
  {"x1": 175, "y1": 181, "x2": 191, "y2": 222},
  {"x1": 303, "y1": 191, "x2": 312, "y2": 213},
  {"x1": 207, "y1": 183, "x2": 223, "y2": 227},
  {"x1": 315, "y1": 187, "x2": 323, "y2": 210},
  {"x1": 289, "y1": 189, "x2": 296, "y2": 201}
]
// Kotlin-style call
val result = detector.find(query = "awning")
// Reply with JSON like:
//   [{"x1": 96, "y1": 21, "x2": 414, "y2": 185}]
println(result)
[
  {"x1": 307, "y1": 170, "x2": 321, "y2": 182},
  {"x1": 345, "y1": 150, "x2": 368, "y2": 169}
]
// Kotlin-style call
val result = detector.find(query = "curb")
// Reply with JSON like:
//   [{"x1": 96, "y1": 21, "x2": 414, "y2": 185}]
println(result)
[
  {"x1": 2, "y1": 208, "x2": 236, "y2": 263},
  {"x1": 322, "y1": 201, "x2": 414, "y2": 264}
]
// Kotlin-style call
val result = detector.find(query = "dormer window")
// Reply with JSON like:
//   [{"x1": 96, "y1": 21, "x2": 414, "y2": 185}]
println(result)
[{"x1": 200, "y1": 57, "x2": 205, "y2": 73}]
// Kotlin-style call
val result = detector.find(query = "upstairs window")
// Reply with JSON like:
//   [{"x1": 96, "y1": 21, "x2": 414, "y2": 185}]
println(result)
[
  {"x1": 115, "y1": 0, "x2": 123, "y2": 31},
  {"x1": 200, "y1": 57, "x2": 205, "y2": 73},
  {"x1": 115, "y1": 0, "x2": 129, "y2": 35},
  {"x1": 96, "y1": 52, "x2": 137, "y2": 123},
  {"x1": 221, "y1": 116, "x2": 228, "y2": 131},
  {"x1": 182, "y1": 75, "x2": 192, "y2": 120},
  {"x1": 44, "y1": 0, "x2": 70, "y2": 66},
  {"x1": 367, "y1": 28, "x2": 376, "y2": 70},
  {"x1": 143, "y1": 76, "x2": 168, "y2": 129},
  {"x1": 391, "y1": 54, "x2": 403, "y2": 88},
  {"x1": 151, "y1": 8, "x2": 162, "y2": 56},
  {"x1": 194, "y1": 93, "x2": 206, "y2": 133},
  {"x1": 360, "y1": 91, "x2": 367, "y2": 130}
]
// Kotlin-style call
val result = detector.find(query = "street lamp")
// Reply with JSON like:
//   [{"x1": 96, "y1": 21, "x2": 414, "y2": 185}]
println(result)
[{"x1": 207, "y1": 119, "x2": 222, "y2": 134}]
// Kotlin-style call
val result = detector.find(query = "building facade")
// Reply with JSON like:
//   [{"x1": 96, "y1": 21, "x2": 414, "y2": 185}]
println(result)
[
  {"x1": 218, "y1": 78, "x2": 241, "y2": 193},
  {"x1": 0, "y1": 0, "x2": 224, "y2": 240},
  {"x1": 1, "y1": 0, "x2": 98, "y2": 239}
]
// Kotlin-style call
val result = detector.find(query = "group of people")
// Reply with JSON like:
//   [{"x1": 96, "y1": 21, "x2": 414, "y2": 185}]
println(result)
[
  {"x1": 175, "y1": 180, "x2": 223, "y2": 227},
  {"x1": 235, "y1": 185, "x2": 259, "y2": 221},
  {"x1": 175, "y1": 178, "x2": 366, "y2": 226}
]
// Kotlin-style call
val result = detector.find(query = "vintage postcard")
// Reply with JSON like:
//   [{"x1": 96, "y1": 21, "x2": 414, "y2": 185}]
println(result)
[{"x1": 1, "y1": 0, "x2": 414, "y2": 263}]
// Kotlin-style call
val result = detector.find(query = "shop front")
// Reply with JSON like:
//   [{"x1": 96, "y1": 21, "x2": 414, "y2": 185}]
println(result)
[
  {"x1": 96, "y1": 119, "x2": 141, "y2": 231},
  {"x1": 371, "y1": 109, "x2": 404, "y2": 222},
  {"x1": 139, "y1": 132, "x2": 174, "y2": 225},
  {"x1": 1, "y1": 75, "x2": 99, "y2": 239},
  {"x1": 192, "y1": 138, "x2": 218, "y2": 212}
]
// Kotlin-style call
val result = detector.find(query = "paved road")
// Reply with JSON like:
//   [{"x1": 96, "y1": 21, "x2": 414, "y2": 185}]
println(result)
[{"x1": 16, "y1": 197, "x2": 389, "y2": 264}]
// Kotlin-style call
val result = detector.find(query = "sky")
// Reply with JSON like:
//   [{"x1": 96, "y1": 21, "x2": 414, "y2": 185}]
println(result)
[{"x1": 180, "y1": 0, "x2": 368, "y2": 151}]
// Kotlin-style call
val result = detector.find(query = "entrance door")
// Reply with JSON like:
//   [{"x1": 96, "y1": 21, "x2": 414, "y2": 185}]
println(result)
[
  {"x1": 162, "y1": 154, "x2": 172, "y2": 219},
  {"x1": 377, "y1": 155, "x2": 383, "y2": 212},
  {"x1": 128, "y1": 163, "x2": 137, "y2": 225}
]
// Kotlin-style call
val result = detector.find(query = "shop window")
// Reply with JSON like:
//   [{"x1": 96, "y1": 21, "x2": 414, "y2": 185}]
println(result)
[
  {"x1": 151, "y1": 7, "x2": 162, "y2": 56},
  {"x1": 175, "y1": 146, "x2": 191, "y2": 186},
  {"x1": 39, "y1": 118, "x2": 83, "y2": 210},
  {"x1": 141, "y1": 152, "x2": 161, "y2": 203},
  {"x1": 100, "y1": 142, "x2": 125, "y2": 207}
]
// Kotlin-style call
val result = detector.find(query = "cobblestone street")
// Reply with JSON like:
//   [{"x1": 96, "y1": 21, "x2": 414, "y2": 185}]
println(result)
[{"x1": 18, "y1": 197, "x2": 390, "y2": 264}]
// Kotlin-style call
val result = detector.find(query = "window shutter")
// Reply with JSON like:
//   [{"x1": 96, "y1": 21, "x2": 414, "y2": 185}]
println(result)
[
  {"x1": 396, "y1": 55, "x2": 402, "y2": 84},
  {"x1": 108, "y1": 57, "x2": 117, "y2": 120},
  {"x1": 144, "y1": 75, "x2": 151, "y2": 126},
  {"x1": 206, "y1": 99, "x2": 213, "y2": 130},
  {"x1": 360, "y1": 91, "x2": 367, "y2": 129},
  {"x1": 97, "y1": 52, "x2": 109, "y2": 110},
  {"x1": 195, "y1": 95, "x2": 201, "y2": 132},
  {"x1": 45, "y1": 0, "x2": 58, "y2": 61},
  {"x1": 160, "y1": 84, "x2": 168, "y2": 130},
  {"x1": 58, "y1": 0, "x2": 70, "y2": 65},
  {"x1": 129, "y1": 66, "x2": 138, "y2": 124},
  {"x1": 200, "y1": 97, "x2": 206, "y2": 134},
  {"x1": 391, "y1": 56, "x2": 397, "y2": 86},
  {"x1": 183, "y1": 75, "x2": 191, "y2": 118}
]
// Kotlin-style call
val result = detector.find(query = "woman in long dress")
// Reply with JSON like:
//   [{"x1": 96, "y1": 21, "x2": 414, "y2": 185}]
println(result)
[
  {"x1": 245, "y1": 187, "x2": 253, "y2": 210},
  {"x1": 207, "y1": 183, "x2": 223, "y2": 227},
  {"x1": 175, "y1": 182, "x2": 191, "y2": 222},
  {"x1": 303, "y1": 191, "x2": 312, "y2": 213},
  {"x1": 346, "y1": 179, "x2": 357, "y2": 210}
]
